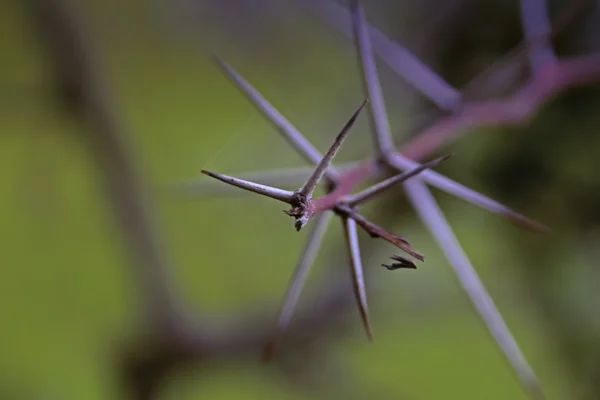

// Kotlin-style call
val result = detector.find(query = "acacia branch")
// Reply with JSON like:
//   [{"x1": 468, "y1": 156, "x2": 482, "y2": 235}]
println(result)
[{"x1": 400, "y1": 54, "x2": 600, "y2": 161}]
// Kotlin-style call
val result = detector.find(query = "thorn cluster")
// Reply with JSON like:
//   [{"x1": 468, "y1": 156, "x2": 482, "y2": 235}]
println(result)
[
  {"x1": 180, "y1": 1, "x2": 593, "y2": 397},
  {"x1": 202, "y1": 55, "x2": 454, "y2": 358}
]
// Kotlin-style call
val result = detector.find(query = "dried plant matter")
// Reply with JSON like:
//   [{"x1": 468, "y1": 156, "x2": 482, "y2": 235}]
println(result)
[{"x1": 381, "y1": 255, "x2": 417, "y2": 271}]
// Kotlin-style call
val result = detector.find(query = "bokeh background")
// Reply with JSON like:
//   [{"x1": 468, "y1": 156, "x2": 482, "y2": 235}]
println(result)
[{"x1": 1, "y1": 0, "x2": 600, "y2": 399}]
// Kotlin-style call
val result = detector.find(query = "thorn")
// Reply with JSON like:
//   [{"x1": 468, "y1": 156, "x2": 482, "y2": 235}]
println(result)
[
  {"x1": 201, "y1": 170, "x2": 296, "y2": 203},
  {"x1": 212, "y1": 56, "x2": 331, "y2": 172},
  {"x1": 342, "y1": 216, "x2": 373, "y2": 341},
  {"x1": 350, "y1": 0, "x2": 395, "y2": 155},
  {"x1": 346, "y1": 154, "x2": 452, "y2": 206},
  {"x1": 298, "y1": 99, "x2": 368, "y2": 198},
  {"x1": 506, "y1": 212, "x2": 551, "y2": 234}
]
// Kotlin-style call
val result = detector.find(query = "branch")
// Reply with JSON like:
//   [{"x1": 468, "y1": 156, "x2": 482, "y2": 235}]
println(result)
[
  {"x1": 519, "y1": 0, "x2": 557, "y2": 73},
  {"x1": 28, "y1": 0, "x2": 180, "y2": 328},
  {"x1": 400, "y1": 54, "x2": 600, "y2": 162}
]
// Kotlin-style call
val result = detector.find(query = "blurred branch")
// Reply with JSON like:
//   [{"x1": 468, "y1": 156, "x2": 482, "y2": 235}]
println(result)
[
  {"x1": 401, "y1": 53, "x2": 600, "y2": 161},
  {"x1": 27, "y1": 0, "x2": 375, "y2": 398},
  {"x1": 27, "y1": 0, "x2": 180, "y2": 329},
  {"x1": 519, "y1": 0, "x2": 556, "y2": 73}
]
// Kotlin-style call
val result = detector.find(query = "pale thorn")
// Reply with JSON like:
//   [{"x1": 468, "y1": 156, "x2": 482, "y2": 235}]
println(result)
[
  {"x1": 212, "y1": 56, "x2": 337, "y2": 179},
  {"x1": 262, "y1": 211, "x2": 333, "y2": 362},
  {"x1": 345, "y1": 154, "x2": 452, "y2": 206},
  {"x1": 299, "y1": 99, "x2": 368, "y2": 198},
  {"x1": 350, "y1": 0, "x2": 395, "y2": 156},
  {"x1": 341, "y1": 215, "x2": 373, "y2": 341},
  {"x1": 403, "y1": 178, "x2": 544, "y2": 397},
  {"x1": 386, "y1": 153, "x2": 550, "y2": 233},
  {"x1": 200, "y1": 170, "x2": 295, "y2": 203}
]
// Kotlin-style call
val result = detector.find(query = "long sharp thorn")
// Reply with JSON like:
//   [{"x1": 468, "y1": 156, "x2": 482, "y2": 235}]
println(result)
[
  {"x1": 341, "y1": 215, "x2": 372, "y2": 341},
  {"x1": 346, "y1": 154, "x2": 452, "y2": 206},
  {"x1": 200, "y1": 170, "x2": 295, "y2": 203},
  {"x1": 262, "y1": 212, "x2": 333, "y2": 362},
  {"x1": 403, "y1": 179, "x2": 544, "y2": 398},
  {"x1": 175, "y1": 161, "x2": 364, "y2": 199},
  {"x1": 176, "y1": 166, "x2": 315, "y2": 197},
  {"x1": 299, "y1": 99, "x2": 368, "y2": 198},
  {"x1": 301, "y1": 0, "x2": 461, "y2": 110},
  {"x1": 387, "y1": 153, "x2": 550, "y2": 233},
  {"x1": 213, "y1": 57, "x2": 338, "y2": 179},
  {"x1": 350, "y1": 0, "x2": 395, "y2": 156}
]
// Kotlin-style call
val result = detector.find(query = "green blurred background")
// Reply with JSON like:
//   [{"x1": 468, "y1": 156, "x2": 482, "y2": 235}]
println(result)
[{"x1": 1, "y1": 0, "x2": 599, "y2": 398}]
